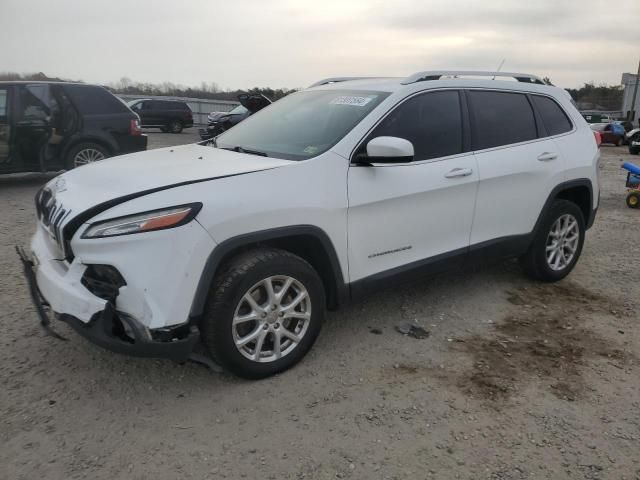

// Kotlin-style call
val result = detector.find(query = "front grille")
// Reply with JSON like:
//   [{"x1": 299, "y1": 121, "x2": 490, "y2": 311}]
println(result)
[
  {"x1": 81, "y1": 265, "x2": 126, "y2": 302},
  {"x1": 35, "y1": 188, "x2": 73, "y2": 257}
]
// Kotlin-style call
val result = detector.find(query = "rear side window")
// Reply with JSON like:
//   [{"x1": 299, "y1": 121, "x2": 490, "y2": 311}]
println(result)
[
  {"x1": 468, "y1": 90, "x2": 537, "y2": 150},
  {"x1": 369, "y1": 90, "x2": 463, "y2": 161},
  {"x1": 531, "y1": 95, "x2": 572, "y2": 136},
  {"x1": 171, "y1": 101, "x2": 189, "y2": 110},
  {"x1": 63, "y1": 85, "x2": 129, "y2": 115}
]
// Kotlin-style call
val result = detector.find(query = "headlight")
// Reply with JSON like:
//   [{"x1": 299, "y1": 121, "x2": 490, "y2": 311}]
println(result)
[{"x1": 82, "y1": 203, "x2": 202, "y2": 239}]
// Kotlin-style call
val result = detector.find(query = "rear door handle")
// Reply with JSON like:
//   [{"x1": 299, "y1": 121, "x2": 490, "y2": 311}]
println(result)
[
  {"x1": 537, "y1": 152, "x2": 558, "y2": 162},
  {"x1": 445, "y1": 168, "x2": 473, "y2": 178}
]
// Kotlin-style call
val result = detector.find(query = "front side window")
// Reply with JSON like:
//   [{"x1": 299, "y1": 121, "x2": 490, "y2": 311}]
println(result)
[
  {"x1": 365, "y1": 90, "x2": 463, "y2": 161},
  {"x1": 468, "y1": 90, "x2": 537, "y2": 150},
  {"x1": 531, "y1": 95, "x2": 572, "y2": 136},
  {"x1": 19, "y1": 85, "x2": 52, "y2": 124},
  {"x1": 216, "y1": 89, "x2": 389, "y2": 160},
  {"x1": 0, "y1": 89, "x2": 7, "y2": 117}
]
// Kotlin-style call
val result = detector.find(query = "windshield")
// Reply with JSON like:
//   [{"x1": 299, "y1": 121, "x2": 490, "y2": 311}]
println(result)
[
  {"x1": 228, "y1": 104, "x2": 248, "y2": 115},
  {"x1": 215, "y1": 89, "x2": 389, "y2": 160}
]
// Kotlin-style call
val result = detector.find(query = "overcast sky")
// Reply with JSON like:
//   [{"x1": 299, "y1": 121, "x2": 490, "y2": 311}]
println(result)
[{"x1": 2, "y1": 0, "x2": 638, "y2": 90}]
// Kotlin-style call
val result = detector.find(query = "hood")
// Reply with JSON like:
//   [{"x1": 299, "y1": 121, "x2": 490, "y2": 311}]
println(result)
[
  {"x1": 37, "y1": 144, "x2": 293, "y2": 254},
  {"x1": 207, "y1": 111, "x2": 234, "y2": 122},
  {"x1": 238, "y1": 93, "x2": 271, "y2": 113}
]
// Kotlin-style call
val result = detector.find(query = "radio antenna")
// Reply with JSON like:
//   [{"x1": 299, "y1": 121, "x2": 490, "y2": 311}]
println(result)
[{"x1": 493, "y1": 59, "x2": 506, "y2": 79}]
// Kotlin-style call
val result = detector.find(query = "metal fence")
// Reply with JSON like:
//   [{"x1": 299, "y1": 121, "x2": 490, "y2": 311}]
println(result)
[{"x1": 117, "y1": 94, "x2": 240, "y2": 126}]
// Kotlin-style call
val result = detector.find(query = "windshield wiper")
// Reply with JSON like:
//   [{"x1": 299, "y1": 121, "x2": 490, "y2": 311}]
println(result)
[{"x1": 221, "y1": 145, "x2": 268, "y2": 157}]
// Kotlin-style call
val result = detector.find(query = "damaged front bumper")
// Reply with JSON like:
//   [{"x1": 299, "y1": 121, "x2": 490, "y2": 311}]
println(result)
[{"x1": 16, "y1": 246, "x2": 199, "y2": 362}]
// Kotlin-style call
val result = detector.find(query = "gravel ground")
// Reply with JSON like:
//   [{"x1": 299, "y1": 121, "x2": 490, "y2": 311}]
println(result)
[{"x1": 1, "y1": 135, "x2": 639, "y2": 480}]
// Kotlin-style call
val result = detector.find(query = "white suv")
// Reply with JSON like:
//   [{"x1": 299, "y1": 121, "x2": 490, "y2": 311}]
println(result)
[{"x1": 20, "y1": 71, "x2": 600, "y2": 378}]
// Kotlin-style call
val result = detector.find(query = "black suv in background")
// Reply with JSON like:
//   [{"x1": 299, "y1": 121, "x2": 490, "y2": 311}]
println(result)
[
  {"x1": 127, "y1": 99, "x2": 194, "y2": 133},
  {"x1": 0, "y1": 82, "x2": 147, "y2": 174}
]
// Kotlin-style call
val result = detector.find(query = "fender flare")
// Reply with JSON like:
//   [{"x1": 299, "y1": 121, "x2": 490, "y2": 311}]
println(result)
[
  {"x1": 533, "y1": 178, "x2": 595, "y2": 234},
  {"x1": 189, "y1": 225, "x2": 349, "y2": 318}
]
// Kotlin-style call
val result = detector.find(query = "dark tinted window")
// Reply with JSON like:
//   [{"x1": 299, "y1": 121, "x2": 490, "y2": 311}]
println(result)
[
  {"x1": 369, "y1": 90, "x2": 463, "y2": 160},
  {"x1": 531, "y1": 95, "x2": 572, "y2": 136},
  {"x1": 63, "y1": 85, "x2": 129, "y2": 115},
  {"x1": 0, "y1": 89, "x2": 7, "y2": 117},
  {"x1": 171, "y1": 101, "x2": 189, "y2": 110},
  {"x1": 19, "y1": 85, "x2": 51, "y2": 123},
  {"x1": 468, "y1": 91, "x2": 537, "y2": 150}
]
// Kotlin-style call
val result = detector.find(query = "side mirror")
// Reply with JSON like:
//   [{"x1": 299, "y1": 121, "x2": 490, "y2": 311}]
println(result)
[{"x1": 360, "y1": 136, "x2": 414, "y2": 164}]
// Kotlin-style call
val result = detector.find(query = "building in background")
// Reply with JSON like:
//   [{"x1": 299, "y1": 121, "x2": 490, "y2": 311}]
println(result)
[{"x1": 622, "y1": 73, "x2": 639, "y2": 124}]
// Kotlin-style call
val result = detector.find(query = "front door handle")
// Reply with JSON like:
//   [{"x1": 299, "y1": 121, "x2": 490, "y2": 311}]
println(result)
[
  {"x1": 445, "y1": 167, "x2": 473, "y2": 178},
  {"x1": 537, "y1": 152, "x2": 558, "y2": 162}
]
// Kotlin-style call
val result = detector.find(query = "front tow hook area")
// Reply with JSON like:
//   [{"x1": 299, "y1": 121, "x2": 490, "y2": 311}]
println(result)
[{"x1": 16, "y1": 245, "x2": 67, "y2": 341}]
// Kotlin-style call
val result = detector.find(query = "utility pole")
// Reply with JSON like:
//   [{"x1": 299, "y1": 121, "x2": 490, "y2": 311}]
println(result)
[{"x1": 628, "y1": 58, "x2": 640, "y2": 123}]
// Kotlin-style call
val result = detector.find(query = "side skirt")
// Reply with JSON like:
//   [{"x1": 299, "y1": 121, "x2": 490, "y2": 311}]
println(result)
[{"x1": 349, "y1": 234, "x2": 532, "y2": 303}]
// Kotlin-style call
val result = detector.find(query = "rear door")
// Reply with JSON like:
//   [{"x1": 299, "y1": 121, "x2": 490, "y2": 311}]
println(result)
[
  {"x1": 468, "y1": 89, "x2": 566, "y2": 246},
  {"x1": 347, "y1": 89, "x2": 478, "y2": 283}
]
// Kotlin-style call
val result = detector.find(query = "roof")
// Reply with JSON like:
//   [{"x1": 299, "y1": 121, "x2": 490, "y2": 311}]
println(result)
[
  {"x1": 0, "y1": 80, "x2": 97, "y2": 87},
  {"x1": 307, "y1": 70, "x2": 555, "y2": 95}
]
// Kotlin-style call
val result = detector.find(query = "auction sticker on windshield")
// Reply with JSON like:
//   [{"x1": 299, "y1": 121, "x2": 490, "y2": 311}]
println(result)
[{"x1": 330, "y1": 95, "x2": 376, "y2": 107}]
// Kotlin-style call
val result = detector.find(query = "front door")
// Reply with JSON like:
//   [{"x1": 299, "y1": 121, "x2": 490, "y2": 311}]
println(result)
[
  {"x1": 13, "y1": 84, "x2": 53, "y2": 171},
  {"x1": 0, "y1": 86, "x2": 10, "y2": 168},
  {"x1": 347, "y1": 90, "x2": 478, "y2": 284}
]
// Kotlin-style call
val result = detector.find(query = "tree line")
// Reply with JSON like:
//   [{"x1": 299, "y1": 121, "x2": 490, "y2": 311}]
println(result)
[
  {"x1": 0, "y1": 72, "x2": 297, "y2": 101},
  {"x1": 1, "y1": 72, "x2": 627, "y2": 110}
]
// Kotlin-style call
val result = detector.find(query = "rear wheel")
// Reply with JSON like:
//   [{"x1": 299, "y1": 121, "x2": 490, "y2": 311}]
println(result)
[
  {"x1": 200, "y1": 248, "x2": 325, "y2": 379},
  {"x1": 627, "y1": 192, "x2": 640, "y2": 209},
  {"x1": 66, "y1": 142, "x2": 108, "y2": 169},
  {"x1": 168, "y1": 120, "x2": 183, "y2": 134},
  {"x1": 520, "y1": 200, "x2": 585, "y2": 282}
]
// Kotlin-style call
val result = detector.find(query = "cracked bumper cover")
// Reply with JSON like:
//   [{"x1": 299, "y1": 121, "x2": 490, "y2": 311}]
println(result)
[{"x1": 17, "y1": 245, "x2": 199, "y2": 362}]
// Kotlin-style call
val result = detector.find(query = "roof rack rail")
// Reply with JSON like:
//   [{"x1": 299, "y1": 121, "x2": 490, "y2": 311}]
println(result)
[
  {"x1": 309, "y1": 77, "x2": 381, "y2": 88},
  {"x1": 401, "y1": 70, "x2": 546, "y2": 85}
]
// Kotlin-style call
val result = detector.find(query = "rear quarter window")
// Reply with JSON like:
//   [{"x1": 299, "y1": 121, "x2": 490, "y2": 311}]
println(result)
[
  {"x1": 63, "y1": 85, "x2": 130, "y2": 115},
  {"x1": 468, "y1": 90, "x2": 537, "y2": 150},
  {"x1": 531, "y1": 95, "x2": 573, "y2": 136}
]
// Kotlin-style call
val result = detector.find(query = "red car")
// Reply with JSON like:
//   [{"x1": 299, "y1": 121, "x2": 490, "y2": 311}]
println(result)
[{"x1": 589, "y1": 122, "x2": 624, "y2": 146}]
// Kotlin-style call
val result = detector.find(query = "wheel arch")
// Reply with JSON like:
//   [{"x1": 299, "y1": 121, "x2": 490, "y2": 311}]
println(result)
[
  {"x1": 534, "y1": 179, "x2": 595, "y2": 236},
  {"x1": 61, "y1": 135, "x2": 116, "y2": 161},
  {"x1": 189, "y1": 225, "x2": 349, "y2": 319}
]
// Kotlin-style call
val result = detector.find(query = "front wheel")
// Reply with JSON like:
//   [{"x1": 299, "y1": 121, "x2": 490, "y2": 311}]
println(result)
[
  {"x1": 520, "y1": 199, "x2": 585, "y2": 282},
  {"x1": 200, "y1": 248, "x2": 325, "y2": 379}
]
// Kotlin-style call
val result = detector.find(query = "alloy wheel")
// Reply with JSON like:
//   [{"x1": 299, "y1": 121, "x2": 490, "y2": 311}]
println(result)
[
  {"x1": 74, "y1": 148, "x2": 105, "y2": 167},
  {"x1": 232, "y1": 275, "x2": 311, "y2": 363},
  {"x1": 545, "y1": 213, "x2": 580, "y2": 271}
]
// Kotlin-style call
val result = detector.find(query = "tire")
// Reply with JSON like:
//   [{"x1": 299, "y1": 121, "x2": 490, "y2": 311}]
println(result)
[
  {"x1": 65, "y1": 142, "x2": 109, "y2": 169},
  {"x1": 627, "y1": 192, "x2": 640, "y2": 209},
  {"x1": 168, "y1": 120, "x2": 183, "y2": 134},
  {"x1": 200, "y1": 248, "x2": 325, "y2": 379},
  {"x1": 616, "y1": 137, "x2": 623, "y2": 147},
  {"x1": 519, "y1": 199, "x2": 585, "y2": 282},
  {"x1": 630, "y1": 146, "x2": 640, "y2": 155}
]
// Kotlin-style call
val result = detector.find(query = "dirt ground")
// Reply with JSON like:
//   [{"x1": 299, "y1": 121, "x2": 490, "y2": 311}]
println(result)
[{"x1": 1, "y1": 132, "x2": 639, "y2": 480}]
